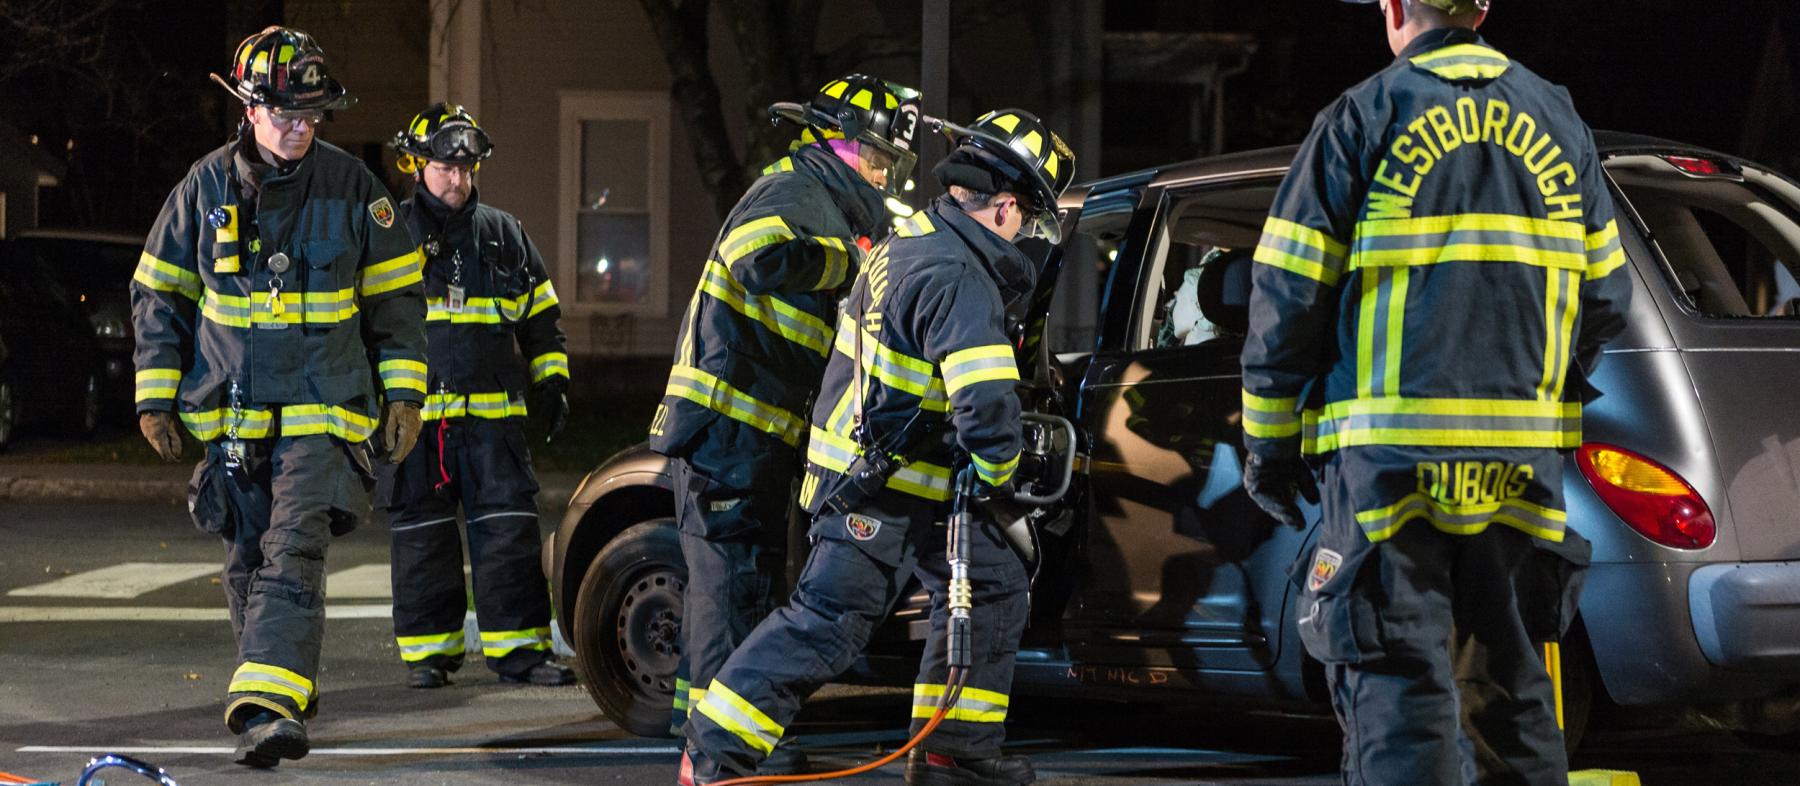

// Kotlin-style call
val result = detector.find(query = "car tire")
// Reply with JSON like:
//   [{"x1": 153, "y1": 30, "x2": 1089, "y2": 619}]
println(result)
[
  {"x1": 571, "y1": 518, "x2": 687, "y2": 738},
  {"x1": 1557, "y1": 627, "x2": 1597, "y2": 755},
  {"x1": 0, "y1": 377, "x2": 17, "y2": 452}
]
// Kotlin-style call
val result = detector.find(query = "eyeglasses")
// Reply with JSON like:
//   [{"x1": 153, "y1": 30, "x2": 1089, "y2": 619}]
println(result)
[{"x1": 267, "y1": 107, "x2": 326, "y2": 128}]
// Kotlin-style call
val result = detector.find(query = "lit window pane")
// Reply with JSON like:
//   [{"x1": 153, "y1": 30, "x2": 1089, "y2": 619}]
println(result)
[{"x1": 577, "y1": 213, "x2": 651, "y2": 304}]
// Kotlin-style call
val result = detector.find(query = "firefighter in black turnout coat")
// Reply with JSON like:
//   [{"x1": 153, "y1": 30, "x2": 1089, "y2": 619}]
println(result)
[
  {"x1": 379, "y1": 103, "x2": 575, "y2": 689},
  {"x1": 650, "y1": 75, "x2": 923, "y2": 774},
  {"x1": 680, "y1": 109, "x2": 1075, "y2": 786},
  {"x1": 131, "y1": 26, "x2": 427, "y2": 768}
]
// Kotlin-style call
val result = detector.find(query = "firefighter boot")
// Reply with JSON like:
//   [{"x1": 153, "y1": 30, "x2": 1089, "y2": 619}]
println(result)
[
  {"x1": 500, "y1": 657, "x2": 577, "y2": 686},
  {"x1": 759, "y1": 737, "x2": 810, "y2": 775},
  {"x1": 905, "y1": 749, "x2": 1036, "y2": 786},
  {"x1": 677, "y1": 747, "x2": 728, "y2": 786},
  {"x1": 233, "y1": 711, "x2": 310, "y2": 769},
  {"x1": 408, "y1": 664, "x2": 450, "y2": 689}
]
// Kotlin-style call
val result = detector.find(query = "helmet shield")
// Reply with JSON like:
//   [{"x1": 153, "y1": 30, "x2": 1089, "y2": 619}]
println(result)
[{"x1": 769, "y1": 75, "x2": 923, "y2": 200}]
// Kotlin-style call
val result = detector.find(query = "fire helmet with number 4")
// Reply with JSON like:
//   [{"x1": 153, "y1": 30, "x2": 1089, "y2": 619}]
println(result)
[
  {"x1": 392, "y1": 103, "x2": 494, "y2": 173},
  {"x1": 933, "y1": 108, "x2": 1076, "y2": 243},
  {"x1": 209, "y1": 25, "x2": 355, "y2": 111},
  {"x1": 768, "y1": 74, "x2": 922, "y2": 200}
]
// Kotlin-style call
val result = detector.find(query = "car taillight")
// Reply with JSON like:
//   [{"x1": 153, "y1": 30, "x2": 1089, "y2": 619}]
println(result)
[{"x1": 1576, "y1": 443, "x2": 1715, "y2": 549}]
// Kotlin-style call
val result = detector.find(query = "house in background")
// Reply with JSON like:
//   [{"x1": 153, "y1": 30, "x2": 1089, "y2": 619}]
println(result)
[{"x1": 0, "y1": 120, "x2": 66, "y2": 239}]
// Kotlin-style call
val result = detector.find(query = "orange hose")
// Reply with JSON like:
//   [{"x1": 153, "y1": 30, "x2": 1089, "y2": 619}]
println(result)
[{"x1": 709, "y1": 669, "x2": 967, "y2": 786}]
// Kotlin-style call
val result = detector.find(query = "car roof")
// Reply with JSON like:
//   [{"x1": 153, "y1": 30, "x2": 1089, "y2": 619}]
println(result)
[
  {"x1": 1061, "y1": 132, "x2": 1745, "y2": 206},
  {"x1": 14, "y1": 228, "x2": 144, "y2": 246}
]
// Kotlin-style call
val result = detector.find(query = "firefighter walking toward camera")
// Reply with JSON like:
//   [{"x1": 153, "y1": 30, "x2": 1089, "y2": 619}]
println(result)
[
  {"x1": 1240, "y1": 1, "x2": 1632, "y2": 783},
  {"x1": 130, "y1": 26, "x2": 427, "y2": 768},
  {"x1": 377, "y1": 102, "x2": 575, "y2": 689},
  {"x1": 679, "y1": 109, "x2": 1075, "y2": 786},
  {"x1": 649, "y1": 74, "x2": 922, "y2": 776}
]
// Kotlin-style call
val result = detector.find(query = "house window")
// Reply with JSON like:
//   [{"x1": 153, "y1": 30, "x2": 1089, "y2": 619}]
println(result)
[{"x1": 558, "y1": 91, "x2": 670, "y2": 316}]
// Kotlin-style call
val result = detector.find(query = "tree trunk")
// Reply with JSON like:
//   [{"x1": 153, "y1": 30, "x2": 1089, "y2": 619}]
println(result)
[{"x1": 638, "y1": 0, "x2": 746, "y2": 219}]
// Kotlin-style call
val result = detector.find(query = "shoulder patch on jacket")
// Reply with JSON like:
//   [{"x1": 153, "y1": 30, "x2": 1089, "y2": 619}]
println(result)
[{"x1": 369, "y1": 197, "x2": 396, "y2": 228}]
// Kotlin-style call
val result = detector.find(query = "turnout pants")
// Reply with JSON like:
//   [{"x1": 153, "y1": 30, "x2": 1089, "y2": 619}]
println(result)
[
  {"x1": 377, "y1": 416, "x2": 552, "y2": 677},
  {"x1": 1298, "y1": 460, "x2": 1568, "y2": 786},
  {"x1": 188, "y1": 435, "x2": 362, "y2": 731},
  {"x1": 669, "y1": 456, "x2": 791, "y2": 733},
  {"x1": 687, "y1": 489, "x2": 1029, "y2": 776}
]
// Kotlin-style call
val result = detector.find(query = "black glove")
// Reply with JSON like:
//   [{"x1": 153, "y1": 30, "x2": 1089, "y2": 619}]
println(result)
[
  {"x1": 531, "y1": 378, "x2": 570, "y2": 444},
  {"x1": 973, "y1": 482, "x2": 1040, "y2": 565},
  {"x1": 1243, "y1": 453, "x2": 1319, "y2": 530}
]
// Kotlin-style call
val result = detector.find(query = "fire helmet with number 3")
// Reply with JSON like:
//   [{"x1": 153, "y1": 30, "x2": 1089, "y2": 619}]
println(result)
[
  {"x1": 934, "y1": 108, "x2": 1076, "y2": 242},
  {"x1": 392, "y1": 103, "x2": 494, "y2": 174},
  {"x1": 768, "y1": 74, "x2": 922, "y2": 200},
  {"x1": 209, "y1": 25, "x2": 355, "y2": 111}
]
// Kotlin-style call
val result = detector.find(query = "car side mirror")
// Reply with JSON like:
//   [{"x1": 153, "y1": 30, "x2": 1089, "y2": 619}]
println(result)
[{"x1": 1196, "y1": 248, "x2": 1254, "y2": 337}]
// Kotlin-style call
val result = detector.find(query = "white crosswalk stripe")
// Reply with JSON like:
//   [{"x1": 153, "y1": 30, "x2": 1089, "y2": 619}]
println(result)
[
  {"x1": 6, "y1": 562, "x2": 218, "y2": 599},
  {"x1": 328, "y1": 563, "x2": 393, "y2": 599}
]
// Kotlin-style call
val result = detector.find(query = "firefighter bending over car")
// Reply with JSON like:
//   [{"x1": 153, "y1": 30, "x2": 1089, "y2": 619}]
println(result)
[
  {"x1": 375, "y1": 103, "x2": 576, "y2": 690},
  {"x1": 650, "y1": 74, "x2": 923, "y2": 776},
  {"x1": 1241, "y1": 0, "x2": 1632, "y2": 783},
  {"x1": 131, "y1": 26, "x2": 427, "y2": 768},
  {"x1": 678, "y1": 109, "x2": 1075, "y2": 786}
]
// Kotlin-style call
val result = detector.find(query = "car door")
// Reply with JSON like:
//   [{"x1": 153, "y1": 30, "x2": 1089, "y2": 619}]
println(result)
[{"x1": 1064, "y1": 177, "x2": 1316, "y2": 677}]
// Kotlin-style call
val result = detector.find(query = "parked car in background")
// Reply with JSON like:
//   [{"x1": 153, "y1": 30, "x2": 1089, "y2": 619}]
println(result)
[
  {"x1": 546, "y1": 133, "x2": 1800, "y2": 750},
  {"x1": 0, "y1": 234, "x2": 112, "y2": 449},
  {"x1": 10, "y1": 229, "x2": 144, "y2": 423}
]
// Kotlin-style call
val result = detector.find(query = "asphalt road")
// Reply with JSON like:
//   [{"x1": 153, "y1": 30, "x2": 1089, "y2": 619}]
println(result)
[{"x1": 1, "y1": 499, "x2": 1793, "y2": 785}]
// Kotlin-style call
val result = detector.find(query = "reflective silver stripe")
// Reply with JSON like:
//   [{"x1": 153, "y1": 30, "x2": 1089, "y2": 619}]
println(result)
[
  {"x1": 398, "y1": 638, "x2": 464, "y2": 658},
  {"x1": 1352, "y1": 228, "x2": 1584, "y2": 260},
  {"x1": 469, "y1": 511, "x2": 537, "y2": 523},
  {"x1": 694, "y1": 686, "x2": 781, "y2": 755},
  {"x1": 392, "y1": 516, "x2": 456, "y2": 533},
  {"x1": 1356, "y1": 495, "x2": 1566, "y2": 542}
]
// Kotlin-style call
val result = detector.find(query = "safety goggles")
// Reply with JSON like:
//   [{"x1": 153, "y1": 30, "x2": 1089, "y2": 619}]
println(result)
[
  {"x1": 426, "y1": 124, "x2": 494, "y2": 162},
  {"x1": 1014, "y1": 198, "x2": 1062, "y2": 244}
]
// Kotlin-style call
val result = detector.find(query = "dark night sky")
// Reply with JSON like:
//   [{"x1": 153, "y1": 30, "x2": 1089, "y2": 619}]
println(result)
[{"x1": 7, "y1": 0, "x2": 1797, "y2": 231}]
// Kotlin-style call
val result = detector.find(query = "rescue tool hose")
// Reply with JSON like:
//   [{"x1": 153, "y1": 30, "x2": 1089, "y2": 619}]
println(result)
[
  {"x1": 706, "y1": 668, "x2": 968, "y2": 786},
  {"x1": 708, "y1": 467, "x2": 981, "y2": 786}
]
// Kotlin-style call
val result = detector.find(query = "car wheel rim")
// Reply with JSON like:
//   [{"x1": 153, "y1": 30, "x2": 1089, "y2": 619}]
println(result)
[
  {"x1": 0, "y1": 382, "x2": 13, "y2": 444},
  {"x1": 614, "y1": 566, "x2": 685, "y2": 697},
  {"x1": 81, "y1": 375, "x2": 99, "y2": 432}
]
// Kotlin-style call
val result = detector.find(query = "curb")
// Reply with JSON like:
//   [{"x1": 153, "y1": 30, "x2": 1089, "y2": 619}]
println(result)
[{"x1": 0, "y1": 470, "x2": 580, "y2": 508}]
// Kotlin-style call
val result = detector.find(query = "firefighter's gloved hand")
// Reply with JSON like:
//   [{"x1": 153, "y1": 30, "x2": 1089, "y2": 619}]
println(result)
[
  {"x1": 381, "y1": 401, "x2": 423, "y2": 464},
  {"x1": 1243, "y1": 454, "x2": 1318, "y2": 531},
  {"x1": 974, "y1": 482, "x2": 1039, "y2": 564},
  {"x1": 138, "y1": 411, "x2": 183, "y2": 462},
  {"x1": 531, "y1": 378, "x2": 569, "y2": 444}
]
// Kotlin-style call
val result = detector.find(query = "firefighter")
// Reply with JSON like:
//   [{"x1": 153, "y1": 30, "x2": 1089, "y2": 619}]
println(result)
[
  {"x1": 1240, "y1": 1, "x2": 1632, "y2": 783},
  {"x1": 649, "y1": 74, "x2": 922, "y2": 773},
  {"x1": 131, "y1": 26, "x2": 427, "y2": 768},
  {"x1": 377, "y1": 102, "x2": 575, "y2": 689},
  {"x1": 680, "y1": 109, "x2": 1075, "y2": 786}
]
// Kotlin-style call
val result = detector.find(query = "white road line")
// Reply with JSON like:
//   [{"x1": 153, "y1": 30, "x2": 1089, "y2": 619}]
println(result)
[
  {"x1": 7, "y1": 563, "x2": 218, "y2": 599},
  {"x1": 0, "y1": 604, "x2": 394, "y2": 623},
  {"x1": 16, "y1": 745, "x2": 681, "y2": 756},
  {"x1": 327, "y1": 563, "x2": 392, "y2": 599}
]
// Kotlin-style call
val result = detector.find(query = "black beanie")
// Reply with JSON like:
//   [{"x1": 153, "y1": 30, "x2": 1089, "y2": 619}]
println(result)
[{"x1": 933, "y1": 145, "x2": 1028, "y2": 196}]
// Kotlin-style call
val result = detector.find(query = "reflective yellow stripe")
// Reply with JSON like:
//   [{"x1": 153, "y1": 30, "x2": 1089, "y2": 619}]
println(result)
[
  {"x1": 422, "y1": 392, "x2": 529, "y2": 421},
  {"x1": 280, "y1": 404, "x2": 379, "y2": 441},
  {"x1": 228, "y1": 661, "x2": 314, "y2": 711},
  {"x1": 527, "y1": 279, "x2": 560, "y2": 317},
  {"x1": 396, "y1": 631, "x2": 466, "y2": 662},
  {"x1": 1350, "y1": 214, "x2": 1587, "y2": 271},
  {"x1": 132, "y1": 252, "x2": 202, "y2": 300},
  {"x1": 940, "y1": 344, "x2": 1019, "y2": 396},
  {"x1": 1302, "y1": 397, "x2": 1583, "y2": 454},
  {"x1": 1242, "y1": 389, "x2": 1300, "y2": 439},
  {"x1": 664, "y1": 365, "x2": 806, "y2": 446},
  {"x1": 1550, "y1": 269, "x2": 1580, "y2": 401},
  {"x1": 1255, "y1": 217, "x2": 1347, "y2": 285},
  {"x1": 134, "y1": 368, "x2": 181, "y2": 403},
  {"x1": 695, "y1": 681, "x2": 783, "y2": 755},
  {"x1": 180, "y1": 407, "x2": 276, "y2": 441},
  {"x1": 673, "y1": 677, "x2": 692, "y2": 712},
  {"x1": 812, "y1": 236, "x2": 852, "y2": 291},
  {"x1": 427, "y1": 296, "x2": 505, "y2": 324},
  {"x1": 720, "y1": 216, "x2": 796, "y2": 266},
  {"x1": 530, "y1": 352, "x2": 570, "y2": 383},
  {"x1": 1356, "y1": 493, "x2": 1566, "y2": 543},
  {"x1": 760, "y1": 157, "x2": 795, "y2": 176},
  {"x1": 911, "y1": 683, "x2": 1009, "y2": 723},
  {"x1": 805, "y1": 426, "x2": 953, "y2": 501},
  {"x1": 201, "y1": 287, "x2": 358, "y2": 328},
  {"x1": 895, "y1": 214, "x2": 937, "y2": 238},
  {"x1": 1585, "y1": 220, "x2": 1626, "y2": 280},
  {"x1": 832, "y1": 313, "x2": 949, "y2": 410},
  {"x1": 214, "y1": 255, "x2": 241, "y2": 274},
  {"x1": 358, "y1": 248, "x2": 425, "y2": 297},
  {"x1": 479, "y1": 627, "x2": 551, "y2": 658},
  {"x1": 215, "y1": 204, "x2": 238, "y2": 243},
  {"x1": 1410, "y1": 43, "x2": 1511, "y2": 80},
  {"x1": 1538, "y1": 269, "x2": 1581, "y2": 402},
  {"x1": 700, "y1": 260, "x2": 833, "y2": 356},
  {"x1": 379, "y1": 358, "x2": 428, "y2": 394},
  {"x1": 970, "y1": 450, "x2": 1020, "y2": 487}
]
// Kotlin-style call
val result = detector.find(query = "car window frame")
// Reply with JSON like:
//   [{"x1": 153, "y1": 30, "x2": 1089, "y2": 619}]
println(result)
[{"x1": 1128, "y1": 174, "x2": 1286, "y2": 354}]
